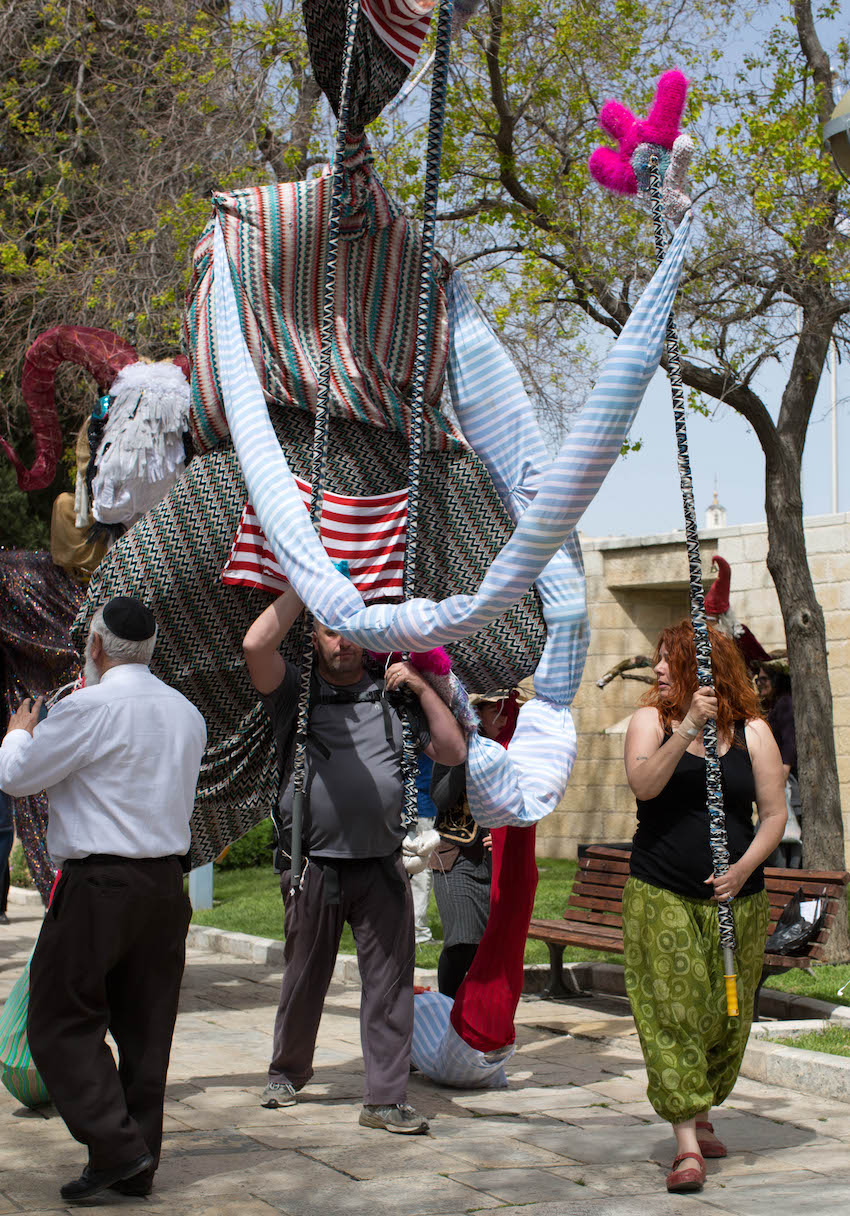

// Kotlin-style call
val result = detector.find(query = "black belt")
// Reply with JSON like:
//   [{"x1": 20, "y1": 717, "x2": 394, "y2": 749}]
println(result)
[{"x1": 64, "y1": 853, "x2": 181, "y2": 866}]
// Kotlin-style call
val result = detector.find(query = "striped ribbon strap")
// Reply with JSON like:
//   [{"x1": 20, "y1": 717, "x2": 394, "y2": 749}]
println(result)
[
  {"x1": 400, "y1": 0, "x2": 455, "y2": 832},
  {"x1": 646, "y1": 158, "x2": 738, "y2": 976},
  {"x1": 290, "y1": 0, "x2": 361, "y2": 889}
]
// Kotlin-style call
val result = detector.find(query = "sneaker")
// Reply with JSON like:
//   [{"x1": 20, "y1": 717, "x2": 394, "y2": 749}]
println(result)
[
  {"x1": 359, "y1": 1103, "x2": 429, "y2": 1134},
  {"x1": 260, "y1": 1080, "x2": 297, "y2": 1109}
]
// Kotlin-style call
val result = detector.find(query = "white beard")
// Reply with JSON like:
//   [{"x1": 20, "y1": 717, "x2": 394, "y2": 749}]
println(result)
[{"x1": 84, "y1": 637, "x2": 101, "y2": 687}]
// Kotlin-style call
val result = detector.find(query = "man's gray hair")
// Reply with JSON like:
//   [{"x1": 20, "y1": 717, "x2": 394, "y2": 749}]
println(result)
[{"x1": 89, "y1": 607, "x2": 158, "y2": 666}]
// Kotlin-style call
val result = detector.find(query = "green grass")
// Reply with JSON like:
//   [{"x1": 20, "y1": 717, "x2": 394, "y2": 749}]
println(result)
[
  {"x1": 192, "y1": 858, "x2": 850, "y2": 1002},
  {"x1": 762, "y1": 963, "x2": 850, "y2": 1007},
  {"x1": 191, "y1": 857, "x2": 623, "y2": 969},
  {"x1": 771, "y1": 1025, "x2": 850, "y2": 1057}
]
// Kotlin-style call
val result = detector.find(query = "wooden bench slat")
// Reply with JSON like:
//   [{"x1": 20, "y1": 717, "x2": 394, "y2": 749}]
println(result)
[
  {"x1": 566, "y1": 896, "x2": 625, "y2": 919},
  {"x1": 763, "y1": 877, "x2": 845, "y2": 897},
  {"x1": 581, "y1": 857, "x2": 631, "y2": 876},
  {"x1": 572, "y1": 880, "x2": 630, "y2": 902},
  {"x1": 764, "y1": 866, "x2": 850, "y2": 883},
  {"x1": 528, "y1": 849, "x2": 848, "y2": 988}
]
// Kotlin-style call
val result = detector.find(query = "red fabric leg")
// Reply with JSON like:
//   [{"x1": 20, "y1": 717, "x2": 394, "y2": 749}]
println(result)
[{"x1": 449, "y1": 824, "x2": 538, "y2": 1053}]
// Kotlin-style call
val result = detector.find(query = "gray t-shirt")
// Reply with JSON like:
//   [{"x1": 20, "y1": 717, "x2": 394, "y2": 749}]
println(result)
[{"x1": 262, "y1": 664, "x2": 429, "y2": 860}]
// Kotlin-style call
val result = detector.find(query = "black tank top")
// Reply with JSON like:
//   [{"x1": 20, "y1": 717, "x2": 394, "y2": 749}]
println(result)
[{"x1": 630, "y1": 722, "x2": 764, "y2": 900}]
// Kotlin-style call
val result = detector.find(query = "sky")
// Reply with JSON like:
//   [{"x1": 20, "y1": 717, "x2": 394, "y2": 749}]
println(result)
[
  {"x1": 578, "y1": 351, "x2": 847, "y2": 539},
  {"x1": 375, "y1": 1, "x2": 850, "y2": 543}
]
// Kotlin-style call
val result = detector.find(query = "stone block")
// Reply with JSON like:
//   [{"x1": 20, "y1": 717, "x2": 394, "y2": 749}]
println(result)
[
  {"x1": 804, "y1": 522, "x2": 850, "y2": 555},
  {"x1": 807, "y1": 553, "x2": 832, "y2": 583},
  {"x1": 825, "y1": 611, "x2": 850, "y2": 641}
]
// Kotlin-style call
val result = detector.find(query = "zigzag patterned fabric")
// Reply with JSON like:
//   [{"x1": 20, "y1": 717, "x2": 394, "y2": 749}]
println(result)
[
  {"x1": 304, "y1": 0, "x2": 427, "y2": 130},
  {"x1": 184, "y1": 137, "x2": 457, "y2": 456},
  {"x1": 212, "y1": 212, "x2": 692, "y2": 827}
]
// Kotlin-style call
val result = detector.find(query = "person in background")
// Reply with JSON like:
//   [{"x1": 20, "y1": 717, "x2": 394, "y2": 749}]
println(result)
[
  {"x1": 756, "y1": 665, "x2": 801, "y2": 868},
  {"x1": 623, "y1": 620, "x2": 786, "y2": 1196},
  {"x1": 0, "y1": 597, "x2": 206, "y2": 1203},
  {"x1": 0, "y1": 788, "x2": 12, "y2": 925},
  {"x1": 429, "y1": 690, "x2": 519, "y2": 998},
  {"x1": 410, "y1": 753, "x2": 437, "y2": 946}
]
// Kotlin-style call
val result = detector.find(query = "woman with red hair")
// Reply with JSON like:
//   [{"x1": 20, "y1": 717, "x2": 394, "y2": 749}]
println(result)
[{"x1": 623, "y1": 620, "x2": 786, "y2": 1195}]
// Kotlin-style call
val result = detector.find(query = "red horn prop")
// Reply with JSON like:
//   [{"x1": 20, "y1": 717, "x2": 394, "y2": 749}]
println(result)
[{"x1": 2, "y1": 326, "x2": 137, "y2": 491}]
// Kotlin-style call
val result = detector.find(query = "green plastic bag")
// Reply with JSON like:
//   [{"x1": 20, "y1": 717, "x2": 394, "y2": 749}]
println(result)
[{"x1": 0, "y1": 951, "x2": 50, "y2": 1109}]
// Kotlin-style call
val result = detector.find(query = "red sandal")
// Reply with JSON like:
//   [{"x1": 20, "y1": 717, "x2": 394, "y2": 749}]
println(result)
[
  {"x1": 666, "y1": 1151, "x2": 706, "y2": 1193},
  {"x1": 696, "y1": 1119, "x2": 728, "y2": 1158}
]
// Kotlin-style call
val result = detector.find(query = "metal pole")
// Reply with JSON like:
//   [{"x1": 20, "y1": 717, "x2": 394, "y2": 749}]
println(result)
[
  {"x1": 832, "y1": 339, "x2": 839, "y2": 515},
  {"x1": 647, "y1": 155, "x2": 739, "y2": 1016},
  {"x1": 189, "y1": 862, "x2": 214, "y2": 911},
  {"x1": 289, "y1": 0, "x2": 360, "y2": 895}
]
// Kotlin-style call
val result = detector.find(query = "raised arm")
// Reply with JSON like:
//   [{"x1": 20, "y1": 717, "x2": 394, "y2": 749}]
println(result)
[
  {"x1": 385, "y1": 661, "x2": 467, "y2": 767},
  {"x1": 624, "y1": 687, "x2": 718, "y2": 800},
  {"x1": 242, "y1": 586, "x2": 304, "y2": 695}
]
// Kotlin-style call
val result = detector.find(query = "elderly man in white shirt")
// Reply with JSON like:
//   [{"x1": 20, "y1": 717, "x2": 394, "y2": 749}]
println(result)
[{"x1": 0, "y1": 596, "x2": 206, "y2": 1204}]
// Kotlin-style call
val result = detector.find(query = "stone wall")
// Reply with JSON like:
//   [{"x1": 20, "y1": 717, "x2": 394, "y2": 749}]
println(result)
[{"x1": 538, "y1": 512, "x2": 850, "y2": 862}]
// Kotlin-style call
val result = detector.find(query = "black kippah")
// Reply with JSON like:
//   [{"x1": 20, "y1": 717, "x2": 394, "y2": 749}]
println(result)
[{"x1": 102, "y1": 596, "x2": 156, "y2": 641}]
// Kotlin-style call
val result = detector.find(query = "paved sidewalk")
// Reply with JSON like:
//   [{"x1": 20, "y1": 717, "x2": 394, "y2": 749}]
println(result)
[{"x1": 2, "y1": 907, "x2": 850, "y2": 1216}]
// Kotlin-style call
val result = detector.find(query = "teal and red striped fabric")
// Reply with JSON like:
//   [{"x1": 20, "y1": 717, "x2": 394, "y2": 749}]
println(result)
[{"x1": 184, "y1": 136, "x2": 458, "y2": 457}]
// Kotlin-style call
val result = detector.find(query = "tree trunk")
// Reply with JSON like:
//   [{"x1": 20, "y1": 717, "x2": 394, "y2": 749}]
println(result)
[{"x1": 764, "y1": 442, "x2": 849, "y2": 962}]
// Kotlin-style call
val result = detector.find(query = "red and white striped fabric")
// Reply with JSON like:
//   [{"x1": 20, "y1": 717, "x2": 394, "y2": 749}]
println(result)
[
  {"x1": 222, "y1": 477, "x2": 408, "y2": 600},
  {"x1": 360, "y1": 0, "x2": 434, "y2": 68}
]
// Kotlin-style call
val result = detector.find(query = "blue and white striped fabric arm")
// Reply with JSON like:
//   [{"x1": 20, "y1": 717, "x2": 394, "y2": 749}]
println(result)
[
  {"x1": 213, "y1": 213, "x2": 691, "y2": 659},
  {"x1": 445, "y1": 273, "x2": 549, "y2": 523}
]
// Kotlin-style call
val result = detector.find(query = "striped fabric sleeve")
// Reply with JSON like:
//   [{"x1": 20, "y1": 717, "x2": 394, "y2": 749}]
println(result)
[{"x1": 359, "y1": 0, "x2": 434, "y2": 67}]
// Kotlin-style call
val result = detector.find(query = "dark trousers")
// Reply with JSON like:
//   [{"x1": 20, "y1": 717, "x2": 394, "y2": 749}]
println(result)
[
  {"x1": 437, "y1": 943, "x2": 479, "y2": 998},
  {"x1": 269, "y1": 854, "x2": 414, "y2": 1105},
  {"x1": 0, "y1": 827, "x2": 12, "y2": 914},
  {"x1": 28, "y1": 857, "x2": 191, "y2": 1172}
]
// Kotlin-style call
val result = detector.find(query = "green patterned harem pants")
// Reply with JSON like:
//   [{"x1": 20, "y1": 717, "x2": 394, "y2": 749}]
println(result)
[{"x1": 623, "y1": 877, "x2": 770, "y2": 1124}]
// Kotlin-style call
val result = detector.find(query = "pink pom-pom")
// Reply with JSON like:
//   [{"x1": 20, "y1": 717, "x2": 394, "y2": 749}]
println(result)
[
  {"x1": 589, "y1": 69, "x2": 690, "y2": 197},
  {"x1": 410, "y1": 647, "x2": 452, "y2": 675},
  {"x1": 588, "y1": 147, "x2": 638, "y2": 195},
  {"x1": 640, "y1": 69, "x2": 689, "y2": 149},
  {"x1": 599, "y1": 99, "x2": 637, "y2": 145}
]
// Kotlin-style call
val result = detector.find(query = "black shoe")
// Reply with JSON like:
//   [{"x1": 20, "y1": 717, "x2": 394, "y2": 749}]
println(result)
[
  {"x1": 60, "y1": 1153, "x2": 154, "y2": 1202},
  {"x1": 109, "y1": 1173, "x2": 153, "y2": 1197}
]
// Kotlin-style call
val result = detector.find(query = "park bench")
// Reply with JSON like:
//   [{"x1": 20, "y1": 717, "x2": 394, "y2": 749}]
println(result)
[{"x1": 528, "y1": 844, "x2": 850, "y2": 1016}]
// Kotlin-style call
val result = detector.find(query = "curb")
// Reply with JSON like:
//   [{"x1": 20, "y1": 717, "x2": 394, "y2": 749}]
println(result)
[
  {"x1": 186, "y1": 922, "x2": 850, "y2": 1025},
  {"x1": 186, "y1": 923, "x2": 438, "y2": 987},
  {"x1": 8, "y1": 885, "x2": 43, "y2": 908},
  {"x1": 745, "y1": 1022, "x2": 850, "y2": 1102}
]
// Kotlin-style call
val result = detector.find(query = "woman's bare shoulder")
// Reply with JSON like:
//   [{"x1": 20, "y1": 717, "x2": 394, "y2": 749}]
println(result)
[{"x1": 626, "y1": 706, "x2": 663, "y2": 736}]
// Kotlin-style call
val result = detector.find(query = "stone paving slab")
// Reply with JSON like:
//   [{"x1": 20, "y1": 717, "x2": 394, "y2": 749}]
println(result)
[{"x1": 3, "y1": 907, "x2": 850, "y2": 1214}]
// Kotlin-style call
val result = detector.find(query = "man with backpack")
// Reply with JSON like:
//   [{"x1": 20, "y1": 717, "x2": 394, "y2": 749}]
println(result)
[{"x1": 243, "y1": 587, "x2": 466, "y2": 1133}]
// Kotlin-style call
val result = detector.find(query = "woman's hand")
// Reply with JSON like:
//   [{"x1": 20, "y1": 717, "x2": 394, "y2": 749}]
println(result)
[
  {"x1": 705, "y1": 860, "x2": 749, "y2": 902},
  {"x1": 680, "y1": 686, "x2": 718, "y2": 733}
]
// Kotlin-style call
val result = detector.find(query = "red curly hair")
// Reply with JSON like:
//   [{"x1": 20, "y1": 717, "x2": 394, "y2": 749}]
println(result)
[{"x1": 642, "y1": 619, "x2": 762, "y2": 744}]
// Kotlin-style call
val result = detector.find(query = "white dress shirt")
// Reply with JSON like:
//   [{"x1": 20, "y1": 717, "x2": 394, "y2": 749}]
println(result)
[{"x1": 0, "y1": 664, "x2": 207, "y2": 865}]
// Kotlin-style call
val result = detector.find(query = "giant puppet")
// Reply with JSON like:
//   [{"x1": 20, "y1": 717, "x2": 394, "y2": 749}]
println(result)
[{"x1": 5, "y1": 0, "x2": 692, "y2": 1083}]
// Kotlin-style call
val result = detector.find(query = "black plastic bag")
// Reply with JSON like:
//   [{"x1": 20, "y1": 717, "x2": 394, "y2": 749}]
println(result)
[{"x1": 765, "y1": 887, "x2": 826, "y2": 956}]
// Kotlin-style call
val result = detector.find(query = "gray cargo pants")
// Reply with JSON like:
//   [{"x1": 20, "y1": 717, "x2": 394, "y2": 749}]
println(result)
[{"x1": 268, "y1": 853, "x2": 415, "y2": 1105}]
